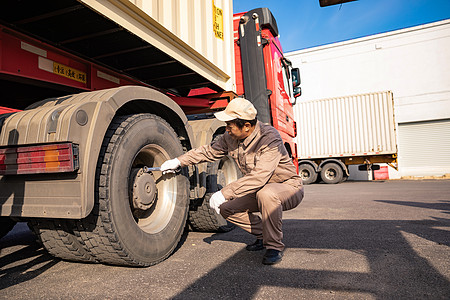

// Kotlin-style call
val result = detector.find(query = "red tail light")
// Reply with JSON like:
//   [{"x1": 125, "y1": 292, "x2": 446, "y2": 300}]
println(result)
[{"x1": 0, "y1": 143, "x2": 79, "y2": 175}]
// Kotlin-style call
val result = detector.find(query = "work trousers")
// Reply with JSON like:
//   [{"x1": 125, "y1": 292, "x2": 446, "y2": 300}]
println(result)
[{"x1": 219, "y1": 181, "x2": 304, "y2": 251}]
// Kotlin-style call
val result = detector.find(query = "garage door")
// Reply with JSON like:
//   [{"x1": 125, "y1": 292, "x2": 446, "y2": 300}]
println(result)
[{"x1": 397, "y1": 119, "x2": 450, "y2": 176}]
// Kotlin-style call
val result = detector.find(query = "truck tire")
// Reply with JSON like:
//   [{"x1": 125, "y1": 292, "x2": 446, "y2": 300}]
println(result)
[
  {"x1": 299, "y1": 164, "x2": 317, "y2": 185},
  {"x1": 320, "y1": 162, "x2": 344, "y2": 184},
  {"x1": 189, "y1": 192, "x2": 231, "y2": 232},
  {"x1": 189, "y1": 140, "x2": 241, "y2": 232},
  {"x1": 74, "y1": 114, "x2": 189, "y2": 267},
  {"x1": 28, "y1": 219, "x2": 96, "y2": 263},
  {"x1": 0, "y1": 218, "x2": 16, "y2": 240}
]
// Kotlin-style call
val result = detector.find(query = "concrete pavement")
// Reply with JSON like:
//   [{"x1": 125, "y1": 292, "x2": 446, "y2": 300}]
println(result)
[{"x1": 1, "y1": 180, "x2": 449, "y2": 299}]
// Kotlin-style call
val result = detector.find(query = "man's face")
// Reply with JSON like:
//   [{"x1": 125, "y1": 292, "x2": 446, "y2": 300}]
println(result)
[{"x1": 225, "y1": 121, "x2": 251, "y2": 140}]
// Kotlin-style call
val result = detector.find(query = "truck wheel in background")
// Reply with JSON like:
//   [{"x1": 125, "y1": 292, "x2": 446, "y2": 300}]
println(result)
[
  {"x1": 320, "y1": 162, "x2": 344, "y2": 184},
  {"x1": 73, "y1": 114, "x2": 189, "y2": 267},
  {"x1": 299, "y1": 164, "x2": 318, "y2": 185},
  {"x1": 189, "y1": 139, "x2": 242, "y2": 232},
  {"x1": 0, "y1": 218, "x2": 16, "y2": 240}
]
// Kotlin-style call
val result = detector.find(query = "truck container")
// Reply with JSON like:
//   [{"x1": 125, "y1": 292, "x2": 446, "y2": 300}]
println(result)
[
  {"x1": 0, "y1": 1, "x2": 300, "y2": 266},
  {"x1": 295, "y1": 91, "x2": 398, "y2": 184}
]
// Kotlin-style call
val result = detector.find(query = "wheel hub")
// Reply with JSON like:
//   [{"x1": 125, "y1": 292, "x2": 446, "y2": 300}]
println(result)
[
  {"x1": 326, "y1": 169, "x2": 336, "y2": 179},
  {"x1": 130, "y1": 168, "x2": 157, "y2": 210},
  {"x1": 301, "y1": 169, "x2": 310, "y2": 179}
]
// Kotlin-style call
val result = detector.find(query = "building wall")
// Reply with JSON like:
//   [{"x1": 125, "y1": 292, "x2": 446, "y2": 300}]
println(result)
[{"x1": 286, "y1": 20, "x2": 450, "y2": 178}]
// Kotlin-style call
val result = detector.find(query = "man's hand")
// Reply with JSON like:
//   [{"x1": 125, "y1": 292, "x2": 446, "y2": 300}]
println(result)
[
  {"x1": 209, "y1": 191, "x2": 226, "y2": 215},
  {"x1": 160, "y1": 158, "x2": 181, "y2": 174}
]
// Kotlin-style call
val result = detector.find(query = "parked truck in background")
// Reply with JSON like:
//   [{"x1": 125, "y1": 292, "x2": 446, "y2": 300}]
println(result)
[
  {"x1": 295, "y1": 91, "x2": 398, "y2": 184},
  {"x1": 0, "y1": 1, "x2": 300, "y2": 266}
]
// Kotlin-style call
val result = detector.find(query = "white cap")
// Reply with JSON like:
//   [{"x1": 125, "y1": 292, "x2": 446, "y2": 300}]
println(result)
[{"x1": 214, "y1": 98, "x2": 257, "y2": 121}]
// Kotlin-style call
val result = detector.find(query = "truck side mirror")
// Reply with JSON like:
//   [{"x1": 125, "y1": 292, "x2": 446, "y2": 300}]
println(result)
[
  {"x1": 291, "y1": 68, "x2": 301, "y2": 87},
  {"x1": 291, "y1": 68, "x2": 301, "y2": 100},
  {"x1": 293, "y1": 86, "x2": 302, "y2": 99}
]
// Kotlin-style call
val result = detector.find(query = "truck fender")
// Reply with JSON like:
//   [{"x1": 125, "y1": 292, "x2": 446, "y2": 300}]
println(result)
[
  {"x1": 299, "y1": 160, "x2": 319, "y2": 172},
  {"x1": 0, "y1": 86, "x2": 195, "y2": 219},
  {"x1": 319, "y1": 159, "x2": 349, "y2": 177}
]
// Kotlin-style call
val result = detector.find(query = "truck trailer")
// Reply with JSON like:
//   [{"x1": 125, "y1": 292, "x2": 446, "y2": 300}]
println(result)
[
  {"x1": 0, "y1": 1, "x2": 300, "y2": 266},
  {"x1": 295, "y1": 91, "x2": 398, "y2": 184}
]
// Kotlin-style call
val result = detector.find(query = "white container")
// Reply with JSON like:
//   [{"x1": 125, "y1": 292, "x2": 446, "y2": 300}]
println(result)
[
  {"x1": 81, "y1": 0, "x2": 235, "y2": 91},
  {"x1": 295, "y1": 91, "x2": 397, "y2": 159}
]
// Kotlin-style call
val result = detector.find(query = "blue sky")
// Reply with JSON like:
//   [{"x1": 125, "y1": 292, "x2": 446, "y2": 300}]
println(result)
[{"x1": 233, "y1": 0, "x2": 450, "y2": 53}]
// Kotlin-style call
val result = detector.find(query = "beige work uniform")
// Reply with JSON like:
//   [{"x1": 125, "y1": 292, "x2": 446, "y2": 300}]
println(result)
[{"x1": 178, "y1": 121, "x2": 304, "y2": 251}]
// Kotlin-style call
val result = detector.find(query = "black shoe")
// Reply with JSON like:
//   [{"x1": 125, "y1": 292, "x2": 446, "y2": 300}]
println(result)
[
  {"x1": 262, "y1": 249, "x2": 283, "y2": 265},
  {"x1": 246, "y1": 239, "x2": 264, "y2": 251}
]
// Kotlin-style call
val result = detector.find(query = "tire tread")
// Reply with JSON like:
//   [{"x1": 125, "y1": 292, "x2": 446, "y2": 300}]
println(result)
[{"x1": 28, "y1": 219, "x2": 96, "y2": 263}]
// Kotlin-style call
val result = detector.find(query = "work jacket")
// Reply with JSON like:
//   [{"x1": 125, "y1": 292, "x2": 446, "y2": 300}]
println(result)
[{"x1": 177, "y1": 121, "x2": 302, "y2": 200}]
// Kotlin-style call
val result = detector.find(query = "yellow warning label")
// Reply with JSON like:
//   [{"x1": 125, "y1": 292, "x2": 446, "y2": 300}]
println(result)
[
  {"x1": 213, "y1": 1, "x2": 224, "y2": 40},
  {"x1": 53, "y1": 62, "x2": 87, "y2": 84}
]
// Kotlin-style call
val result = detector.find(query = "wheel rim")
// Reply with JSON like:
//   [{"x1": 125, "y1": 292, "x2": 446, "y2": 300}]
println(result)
[
  {"x1": 219, "y1": 156, "x2": 239, "y2": 186},
  {"x1": 301, "y1": 169, "x2": 311, "y2": 180},
  {"x1": 129, "y1": 144, "x2": 177, "y2": 234},
  {"x1": 325, "y1": 168, "x2": 337, "y2": 180}
]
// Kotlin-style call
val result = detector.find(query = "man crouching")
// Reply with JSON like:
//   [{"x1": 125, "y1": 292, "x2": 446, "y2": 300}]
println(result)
[{"x1": 161, "y1": 97, "x2": 304, "y2": 265}]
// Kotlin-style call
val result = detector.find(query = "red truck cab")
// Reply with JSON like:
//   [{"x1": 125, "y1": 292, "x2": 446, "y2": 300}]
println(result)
[{"x1": 233, "y1": 8, "x2": 300, "y2": 168}]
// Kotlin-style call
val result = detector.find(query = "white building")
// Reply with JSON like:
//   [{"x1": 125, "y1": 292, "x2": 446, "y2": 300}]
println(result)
[{"x1": 286, "y1": 19, "x2": 450, "y2": 179}]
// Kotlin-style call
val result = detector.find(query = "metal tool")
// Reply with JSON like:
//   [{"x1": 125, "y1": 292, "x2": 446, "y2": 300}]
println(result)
[
  {"x1": 143, "y1": 166, "x2": 161, "y2": 172},
  {"x1": 143, "y1": 166, "x2": 181, "y2": 174}
]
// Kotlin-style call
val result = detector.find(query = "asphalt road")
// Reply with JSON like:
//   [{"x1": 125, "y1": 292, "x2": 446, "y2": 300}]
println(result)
[{"x1": 1, "y1": 180, "x2": 449, "y2": 299}]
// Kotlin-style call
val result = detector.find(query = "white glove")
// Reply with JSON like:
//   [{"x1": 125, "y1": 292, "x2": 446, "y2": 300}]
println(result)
[
  {"x1": 209, "y1": 191, "x2": 226, "y2": 215},
  {"x1": 160, "y1": 158, "x2": 181, "y2": 174}
]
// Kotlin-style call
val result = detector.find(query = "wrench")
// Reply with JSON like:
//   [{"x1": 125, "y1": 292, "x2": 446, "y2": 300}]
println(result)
[
  {"x1": 143, "y1": 166, "x2": 181, "y2": 174},
  {"x1": 143, "y1": 166, "x2": 161, "y2": 172}
]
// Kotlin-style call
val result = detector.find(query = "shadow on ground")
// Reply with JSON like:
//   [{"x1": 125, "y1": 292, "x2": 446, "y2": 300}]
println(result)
[
  {"x1": 0, "y1": 224, "x2": 59, "y2": 290},
  {"x1": 174, "y1": 199, "x2": 450, "y2": 299},
  {"x1": 1, "y1": 198, "x2": 449, "y2": 299}
]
